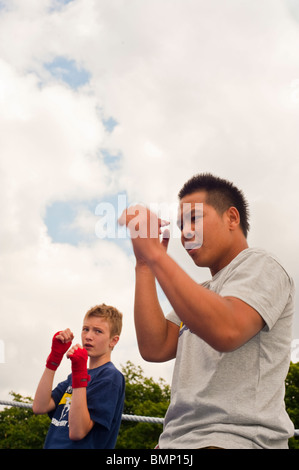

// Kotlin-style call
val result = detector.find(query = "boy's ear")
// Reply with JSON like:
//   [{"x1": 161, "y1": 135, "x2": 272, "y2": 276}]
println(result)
[{"x1": 109, "y1": 335, "x2": 120, "y2": 350}]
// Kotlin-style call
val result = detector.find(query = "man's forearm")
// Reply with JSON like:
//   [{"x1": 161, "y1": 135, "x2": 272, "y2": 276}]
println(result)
[
  {"x1": 121, "y1": 205, "x2": 263, "y2": 353},
  {"x1": 147, "y1": 249, "x2": 264, "y2": 352},
  {"x1": 134, "y1": 264, "x2": 166, "y2": 344},
  {"x1": 134, "y1": 263, "x2": 178, "y2": 361}
]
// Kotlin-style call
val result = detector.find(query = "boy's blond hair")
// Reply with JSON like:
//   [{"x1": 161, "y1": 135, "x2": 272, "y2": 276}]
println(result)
[{"x1": 84, "y1": 304, "x2": 123, "y2": 338}]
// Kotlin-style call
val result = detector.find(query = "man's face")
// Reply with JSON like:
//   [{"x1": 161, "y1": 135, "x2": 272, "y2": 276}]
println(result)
[{"x1": 178, "y1": 191, "x2": 231, "y2": 274}]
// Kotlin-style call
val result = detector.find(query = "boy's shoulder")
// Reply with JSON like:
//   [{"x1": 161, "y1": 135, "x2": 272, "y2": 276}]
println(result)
[{"x1": 89, "y1": 361, "x2": 124, "y2": 382}]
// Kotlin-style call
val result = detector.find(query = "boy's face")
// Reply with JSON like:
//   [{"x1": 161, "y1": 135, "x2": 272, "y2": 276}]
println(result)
[
  {"x1": 179, "y1": 191, "x2": 233, "y2": 275},
  {"x1": 81, "y1": 316, "x2": 119, "y2": 366}
]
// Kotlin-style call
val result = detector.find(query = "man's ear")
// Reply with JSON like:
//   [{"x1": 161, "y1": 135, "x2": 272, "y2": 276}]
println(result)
[{"x1": 226, "y1": 206, "x2": 240, "y2": 231}]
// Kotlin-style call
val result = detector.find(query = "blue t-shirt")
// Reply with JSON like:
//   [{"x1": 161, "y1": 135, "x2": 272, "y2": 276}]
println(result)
[{"x1": 44, "y1": 361, "x2": 125, "y2": 449}]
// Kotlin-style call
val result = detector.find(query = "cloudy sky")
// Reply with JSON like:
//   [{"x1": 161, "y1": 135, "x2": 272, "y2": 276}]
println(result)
[{"x1": 1, "y1": 0, "x2": 299, "y2": 404}]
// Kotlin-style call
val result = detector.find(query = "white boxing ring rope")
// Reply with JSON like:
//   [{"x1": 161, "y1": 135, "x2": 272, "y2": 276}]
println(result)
[
  {"x1": 0, "y1": 399, "x2": 164, "y2": 424},
  {"x1": 1, "y1": 400, "x2": 298, "y2": 436}
]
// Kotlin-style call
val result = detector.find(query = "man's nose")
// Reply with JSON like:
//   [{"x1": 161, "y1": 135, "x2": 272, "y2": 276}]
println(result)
[{"x1": 182, "y1": 224, "x2": 195, "y2": 240}]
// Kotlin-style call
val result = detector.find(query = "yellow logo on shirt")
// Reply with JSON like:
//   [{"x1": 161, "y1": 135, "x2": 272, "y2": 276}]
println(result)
[
  {"x1": 179, "y1": 321, "x2": 192, "y2": 336},
  {"x1": 58, "y1": 392, "x2": 72, "y2": 406}
]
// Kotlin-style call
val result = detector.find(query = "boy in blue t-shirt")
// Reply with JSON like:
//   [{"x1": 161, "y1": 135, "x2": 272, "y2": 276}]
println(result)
[{"x1": 33, "y1": 304, "x2": 125, "y2": 449}]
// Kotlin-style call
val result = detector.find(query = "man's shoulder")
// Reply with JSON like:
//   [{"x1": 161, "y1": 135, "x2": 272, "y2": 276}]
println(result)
[
  {"x1": 209, "y1": 247, "x2": 293, "y2": 292},
  {"x1": 233, "y1": 247, "x2": 292, "y2": 279}
]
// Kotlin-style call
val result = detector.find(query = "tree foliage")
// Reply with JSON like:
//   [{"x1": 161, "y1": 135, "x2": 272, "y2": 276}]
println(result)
[
  {"x1": 0, "y1": 392, "x2": 50, "y2": 448},
  {"x1": 0, "y1": 361, "x2": 298, "y2": 449},
  {"x1": 116, "y1": 361, "x2": 170, "y2": 449},
  {"x1": 285, "y1": 362, "x2": 299, "y2": 449},
  {"x1": 0, "y1": 361, "x2": 170, "y2": 449}
]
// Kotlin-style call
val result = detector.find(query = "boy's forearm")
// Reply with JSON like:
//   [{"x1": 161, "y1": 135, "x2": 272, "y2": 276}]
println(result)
[
  {"x1": 68, "y1": 388, "x2": 94, "y2": 440},
  {"x1": 32, "y1": 367, "x2": 56, "y2": 414},
  {"x1": 33, "y1": 329, "x2": 74, "y2": 415}
]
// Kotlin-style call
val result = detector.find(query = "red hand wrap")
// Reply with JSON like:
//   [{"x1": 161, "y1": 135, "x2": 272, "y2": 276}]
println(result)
[
  {"x1": 46, "y1": 331, "x2": 72, "y2": 371},
  {"x1": 69, "y1": 347, "x2": 90, "y2": 388}
]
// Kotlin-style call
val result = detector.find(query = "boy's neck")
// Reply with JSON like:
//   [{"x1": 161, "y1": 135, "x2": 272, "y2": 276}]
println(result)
[{"x1": 88, "y1": 354, "x2": 111, "y2": 370}]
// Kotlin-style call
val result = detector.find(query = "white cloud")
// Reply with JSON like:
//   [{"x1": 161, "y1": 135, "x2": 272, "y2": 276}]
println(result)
[{"x1": 1, "y1": 0, "x2": 299, "y2": 407}]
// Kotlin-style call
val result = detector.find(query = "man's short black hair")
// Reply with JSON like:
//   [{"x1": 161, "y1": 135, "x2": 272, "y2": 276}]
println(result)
[{"x1": 178, "y1": 173, "x2": 250, "y2": 238}]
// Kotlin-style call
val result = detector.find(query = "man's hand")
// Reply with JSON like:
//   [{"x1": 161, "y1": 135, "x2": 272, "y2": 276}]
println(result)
[
  {"x1": 46, "y1": 329, "x2": 74, "y2": 371},
  {"x1": 118, "y1": 205, "x2": 170, "y2": 264},
  {"x1": 67, "y1": 345, "x2": 90, "y2": 388}
]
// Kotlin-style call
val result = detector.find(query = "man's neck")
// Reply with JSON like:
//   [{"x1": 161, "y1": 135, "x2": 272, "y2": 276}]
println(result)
[{"x1": 210, "y1": 239, "x2": 249, "y2": 277}]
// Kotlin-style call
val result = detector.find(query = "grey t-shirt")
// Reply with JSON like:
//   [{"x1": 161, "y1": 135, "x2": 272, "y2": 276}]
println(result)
[{"x1": 159, "y1": 248, "x2": 295, "y2": 449}]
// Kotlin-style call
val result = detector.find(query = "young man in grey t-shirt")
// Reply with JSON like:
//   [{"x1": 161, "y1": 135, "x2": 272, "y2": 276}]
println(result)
[{"x1": 119, "y1": 173, "x2": 294, "y2": 449}]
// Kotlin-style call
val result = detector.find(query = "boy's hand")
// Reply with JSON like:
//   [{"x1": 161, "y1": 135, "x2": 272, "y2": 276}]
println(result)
[
  {"x1": 55, "y1": 329, "x2": 74, "y2": 344},
  {"x1": 67, "y1": 345, "x2": 90, "y2": 388},
  {"x1": 46, "y1": 329, "x2": 74, "y2": 371}
]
